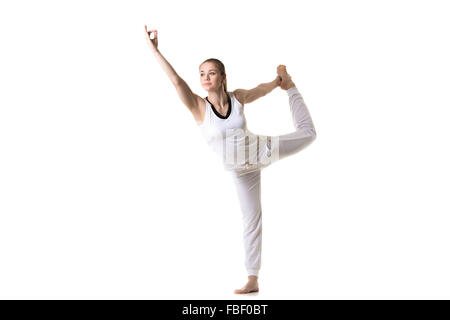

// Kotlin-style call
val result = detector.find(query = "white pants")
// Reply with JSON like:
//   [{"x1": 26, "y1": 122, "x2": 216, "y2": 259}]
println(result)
[{"x1": 229, "y1": 87, "x2": 316, "y2": 276}]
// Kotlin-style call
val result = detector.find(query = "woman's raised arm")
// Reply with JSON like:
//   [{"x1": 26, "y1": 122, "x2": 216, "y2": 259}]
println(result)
[
  {"x1": 144, "y1": 26, "x2": 202, "y2": 116},
  {"x1": 144, "y1": 26, "x2": 181, "y2": 85}
]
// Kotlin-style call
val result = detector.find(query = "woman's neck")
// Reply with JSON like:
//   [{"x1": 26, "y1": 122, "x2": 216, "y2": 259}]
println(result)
[{"x1": 208, "y1": 90, "x2": 228, "y2": 109}]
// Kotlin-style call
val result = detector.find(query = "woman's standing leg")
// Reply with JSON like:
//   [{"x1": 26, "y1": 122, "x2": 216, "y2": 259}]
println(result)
[{"x1": 230, "y1": 169, "x2": 262, "y2": 294}]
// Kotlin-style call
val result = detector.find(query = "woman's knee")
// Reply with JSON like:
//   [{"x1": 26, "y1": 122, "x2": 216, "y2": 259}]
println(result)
[
  {"x1": 300, "y1": 131, "x2": 317, "y2": 150},
  {"x1": 281, "y1": 131, "x2": 316, "y2": 156},
  {"x1": 309, "y1": 130, "x2": 317, "y2": 143}
]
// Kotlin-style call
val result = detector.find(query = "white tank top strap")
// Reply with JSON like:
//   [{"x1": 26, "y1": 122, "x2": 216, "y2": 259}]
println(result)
[{"x1": 230, "y1": 91, "x2": 243, "y2": 109}]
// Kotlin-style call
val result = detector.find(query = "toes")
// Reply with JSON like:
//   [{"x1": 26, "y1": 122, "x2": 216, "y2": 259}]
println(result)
[{"x1": 277, "y1": 66, "x2": 288, "y2": 75}]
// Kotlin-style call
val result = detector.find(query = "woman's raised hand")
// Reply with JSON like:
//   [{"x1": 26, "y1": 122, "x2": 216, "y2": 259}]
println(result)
[{"x1": 144, "y1": 25, "x2": 158, "y2": 51}]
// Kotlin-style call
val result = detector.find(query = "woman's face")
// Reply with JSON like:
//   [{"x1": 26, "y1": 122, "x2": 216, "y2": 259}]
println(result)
[{"x1": 199, "y1": 62, "x2": 224, "y2": 91}]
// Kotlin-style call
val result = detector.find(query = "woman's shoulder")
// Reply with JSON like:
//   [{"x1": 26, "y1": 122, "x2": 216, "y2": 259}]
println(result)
[{"x1": 230, "y1": 90, "x2": 245, "y2": 107}]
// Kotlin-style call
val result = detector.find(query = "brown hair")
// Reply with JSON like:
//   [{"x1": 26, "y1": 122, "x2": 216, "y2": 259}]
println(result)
[{"x1": 199, "y1": 58, "x2": 227, "y2": 93}]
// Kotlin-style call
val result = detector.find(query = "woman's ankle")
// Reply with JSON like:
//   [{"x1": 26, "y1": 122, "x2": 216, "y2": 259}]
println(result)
[
  {"x1": 248, "y1": 275, "x2": 258, "y2": 282},
  {"x1": 286, "y1": 81, "x2": 296, "y2": 90}
]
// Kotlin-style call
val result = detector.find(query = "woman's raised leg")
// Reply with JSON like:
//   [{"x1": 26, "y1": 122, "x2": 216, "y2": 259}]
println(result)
[{"x1": 268, "y1": 66, "x2": 317, "y2": 162}]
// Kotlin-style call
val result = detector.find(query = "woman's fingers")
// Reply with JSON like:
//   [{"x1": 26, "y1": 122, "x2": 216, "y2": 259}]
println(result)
[
  {"x1": 144, "y1": 26, "x2": 158, "y2": 39},
  {"x1": 144, "y1": 26, "x2": 158, "y2": 50},
  {"x1": 144, "y1": 26, "x2": 151, "y2": 39},
  {"x1": 144, "y1": 26, "x2": 155, "y2": 34}
]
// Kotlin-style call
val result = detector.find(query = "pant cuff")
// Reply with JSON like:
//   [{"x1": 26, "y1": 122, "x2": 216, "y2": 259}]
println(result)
[
  {"x1": 247, "y1": 268, "x2": 259, "y2": 276},
  {"x1": 287, "y1": 86, "x2": 301, "y2": 97}
]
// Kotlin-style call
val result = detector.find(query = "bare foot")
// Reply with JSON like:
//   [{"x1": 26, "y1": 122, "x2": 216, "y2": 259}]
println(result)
[
  {"x1": 277, "y1": 65, "x2": 296, "y2": 90},
  {"x1": 234, "y1": 277, "x2": 259, "y2": 294}
]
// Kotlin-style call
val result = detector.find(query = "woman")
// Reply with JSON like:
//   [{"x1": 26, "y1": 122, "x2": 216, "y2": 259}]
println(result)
[{"x1": 144, "y1": 26, "x2": 317, "y2": 294}]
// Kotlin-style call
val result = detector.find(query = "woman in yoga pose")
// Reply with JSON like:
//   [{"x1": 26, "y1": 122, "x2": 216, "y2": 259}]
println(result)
[{"x1": 145, "y1": 26, "x2": 317, "y2": 294}]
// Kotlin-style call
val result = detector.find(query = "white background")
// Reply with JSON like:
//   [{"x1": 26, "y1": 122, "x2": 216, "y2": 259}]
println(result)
[{"x1": 1, "y1": 0, "x2": 449, "y2": 299}]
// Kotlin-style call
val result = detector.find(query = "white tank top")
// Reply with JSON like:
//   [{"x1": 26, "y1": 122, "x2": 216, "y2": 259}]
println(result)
[{"x1": 198, "y1": 92, "x2": 272, "y2": 172}]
